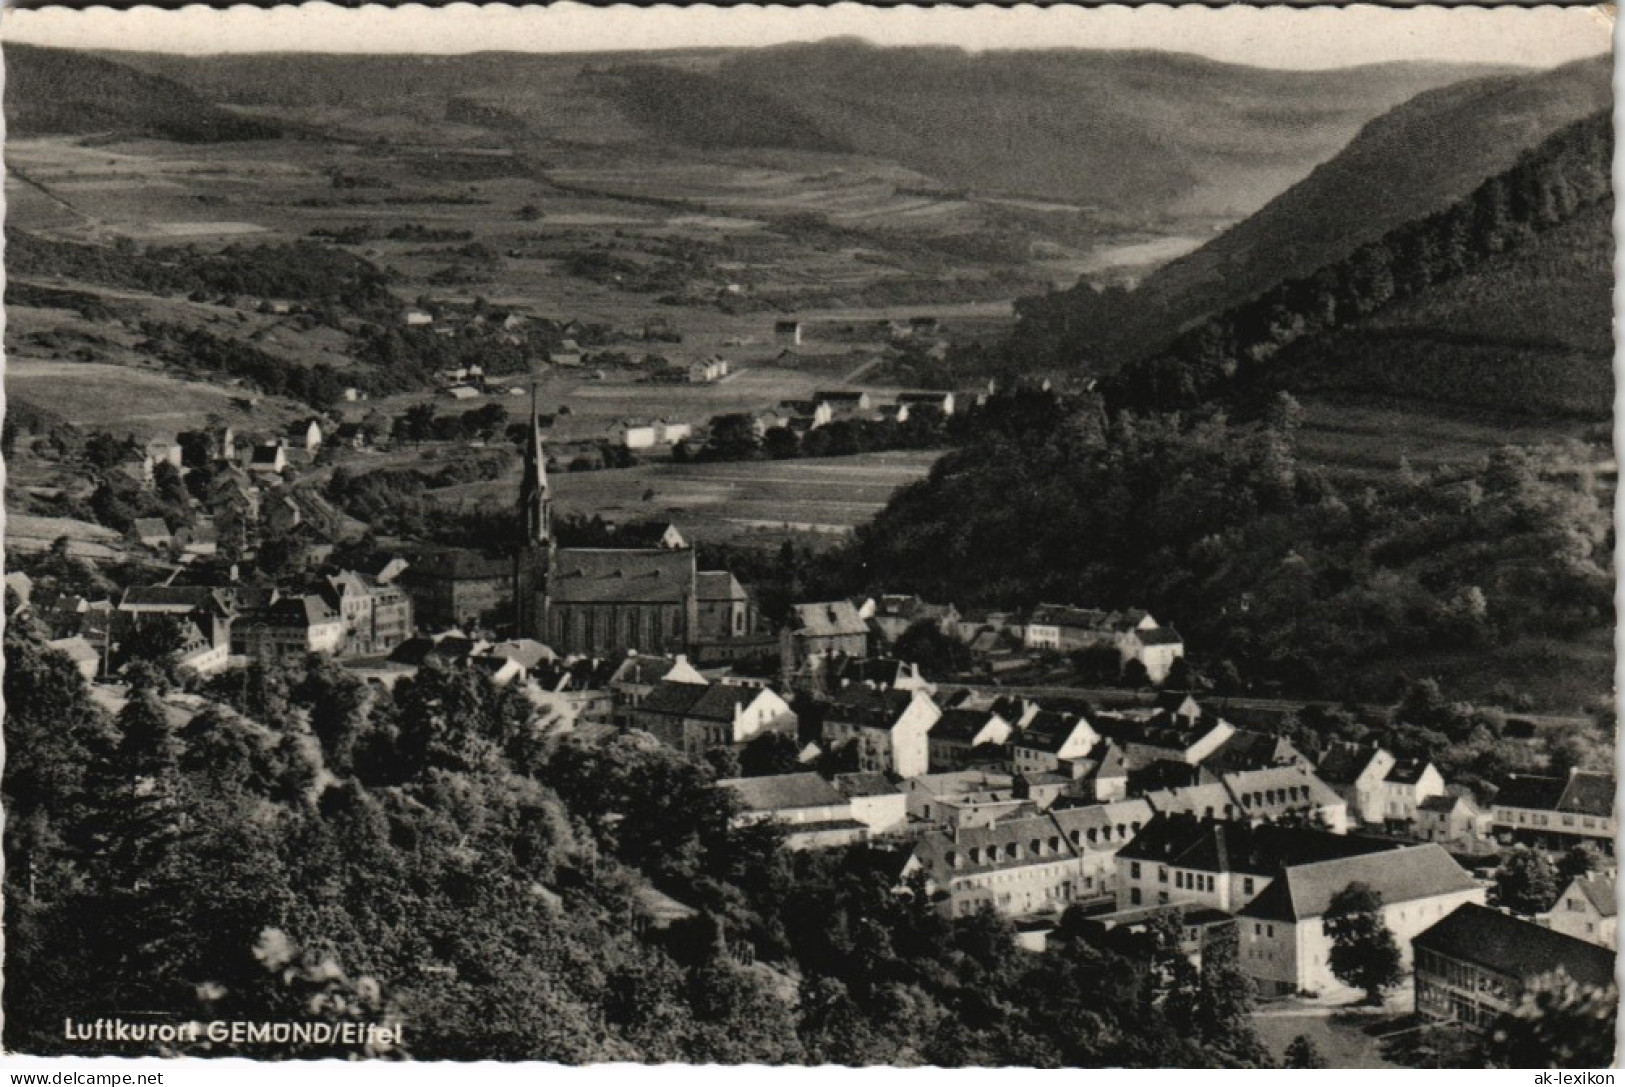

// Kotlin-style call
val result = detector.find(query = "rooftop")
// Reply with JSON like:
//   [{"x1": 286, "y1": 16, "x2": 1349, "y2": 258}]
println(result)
[
  {"x1": 1239, "y1": 844, "x2": 1478, "y2": 922},
  {"x1": 1414, "y1": 903, "x2": 1616, "y2": 990},
  {"x1": 549, "y1": 547, "x2": 696, "y2": 605},
  {"x1": 720, "y1": 772, "x2": 847, "y2": 813}
]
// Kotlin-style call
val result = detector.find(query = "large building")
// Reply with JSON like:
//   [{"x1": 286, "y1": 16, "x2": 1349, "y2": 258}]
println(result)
[
  {"x1": 509, "y1": 396, "x2": 756, "y2": 658},
  {"x1": 1491, "y1": 768, "x2": 1616, "y2": 853},
  {"x1": 1414, "y1": 903, "x2": 1617, "y2": 1028}
]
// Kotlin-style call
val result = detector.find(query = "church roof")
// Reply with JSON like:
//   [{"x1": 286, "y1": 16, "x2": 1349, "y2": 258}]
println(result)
[{"x1": 549, "y1": 548, "x2": 696, "y2": 604}]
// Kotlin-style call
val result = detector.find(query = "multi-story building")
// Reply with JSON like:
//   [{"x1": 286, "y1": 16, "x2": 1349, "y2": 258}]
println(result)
[
  {"x1": 1114, "y1": 815, "x2": 1396, "y2": 912},
  {"x1": 399, "y1": 549, "x2": 513, "y2": 632},
  {"x1": 928, "y1": 707, "x2": 1013, "y2": 772},
  {"x1": 1011, "y1": 710, "x2": 1099, "y2": 775},
  {"x1": 1236, "y1": 844, "x2": 1484, "y2": 997},
  {"x1": 1492, "y1": 769, "x2": 1616, "y2": 853},
  {"x1": 1377, "y1": 758, "x2": 1448, "y2": 828},
  {"x1": 629, "y1": 679, "x2": 796, "y2": 756},
  {"x1": 822, "y1": 685, "x2": 940, "y2": 780},
  {"x1": 781, "y1": 601, "x2": 870, "y2": 673},
  {"x1": 1414, "y1": 903, "x2": 1616, "y2": 1027},
  {"x1": 1315, "y1": 741, "x2": 1396, "y2": 826},
  {"x1": 324, "y1": 571, "x2": 414, "y2": 657},
  {"x1": 232, "y1": 594, "x2": 346, "y2": 662}
]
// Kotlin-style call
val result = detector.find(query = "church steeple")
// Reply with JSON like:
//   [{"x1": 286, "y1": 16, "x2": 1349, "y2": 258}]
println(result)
[
  {"x1": 514, "y1": 382, "x2": 554, "y2": 639},
  {"x1": 519, "y1": 384, "x2": 552, "y2": 546}
]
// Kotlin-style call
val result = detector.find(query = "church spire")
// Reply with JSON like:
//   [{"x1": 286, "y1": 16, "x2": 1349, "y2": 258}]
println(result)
[{"x1": 520, "y1": 383, "x2": 551, "y2": 546}]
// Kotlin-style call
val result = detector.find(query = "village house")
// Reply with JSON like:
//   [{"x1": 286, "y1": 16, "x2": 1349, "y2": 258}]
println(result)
[
  {"x1": 825, "y1": 656, "x2": 935, "y2": 696},
  {"x1": 903, "y1": 798, "x2": 1152, "y2": 919},
  {"x1": 631, "y1": 679, "x2": 797, "y2": 756},
  {"x1": 876, "y1": 403, "x2": 910, "y2": 425},
  {"x1": 719, "y1": 773, "x2": 868, "y2": 849},
  {"x1": 175, "y1": 620, "x2": 230, "y2": 677},
  {"x1": 1414, "y1": 903, "x2": 1616, "y2": 1027},
  {"x1": 928, "y1": 707, "x2": 1014, "y2": 772},
  {"x1": 1491, "y1": 768, "x2": 1616, "y2": 853},
  {"x1": 117, "y1": 453, "x2": 156, "y2": 489},
  {"x1": 1377, "y1": 758, "x2": 1449, "y2": 829},
  {"x1": 115, "y1": 585, "x2": 236, "y2": 655},
  {"x1": 832, "y1": 771, "x2": 909, "y2": 836},
  {"x1": 687, "y1": 356, "x2": 730, "y2": 383},
  {"x1": 821, "y1": 685, "x2": 941, "y2": 780},
  {"x1": 1097, "y1": 701, "x2": 1236, "y2": 770},
  {"x1": 813, "y1": 390, "x2": 871, "y2": 420},
  {"x1": 611, "y1": 418, "x2": 692, "y2": 450},
  {"x1": 130, "y1": 517, "x2": 173, "y2": 552},
  {"x1": 1414, "y1": 792, "x2": 1495, "y2": 849},
  {"x1": 781, "y1": 601, "x2": 870, "y2": 672},
  {"x1": 1202, "y1": 729, "x2": 1311, "y2": 774},
  {"x1": 1315, "y1": 741, "x2": 1398, "y2": 826},
  {"x1": 1236, "y1": 844, "x2": 1484, "y2": 997},
  {"x1": 396, "y1": 549, "x2": 513, "y2": 632},
  {"x1": 322, "y1": 571, "x2": 415, "y2": 658},
  {"x1": 232, "y1": 593, "x2": 346, "y2": 661},
  {"x1": 1114, "y1": 815, "x2": 1397, "y2": 912},
  {"x1": 248, "y1": 443, "x2": 288, "y2": 477},
  {"x1": 864, "y1": 593, "x2": 962, "y2": 646},
  {"x1": 287, "y1": 418, "x2": 324, "y2": 455},
  {"x1": 1123, "y1": 626, "x2": 1185, "y2": 684},
  {"x1": 898, "y1": 390, "x2": 955, "y2": 416},
  {"x1": 607, "y1": 652, "x2": 706, "y2": 725},
  {"x1": 143, "y1": 436, "x2": 184, "y2": 470},
  {"x1": 1011, "y1": 710, "x2": 1100, "y2": 776},
  {"x1": 901, "y1": 770, "x2": 1017, "y2": 824},
  {"x1": 773, "y1": 320, "x2": 803, "y2": 346},
  {"x1": 1545, "y1": 873, "x2": 1616, "y2": 949}
]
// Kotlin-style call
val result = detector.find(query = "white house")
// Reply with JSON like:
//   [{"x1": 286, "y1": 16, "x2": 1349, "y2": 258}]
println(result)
[
  {"x1": 1545, "y1": 873, "x2": 1616, "y2": 949},
  {"x1": 1377, "y1": 759, "x2": 1448, "y2": 827},
  {"x1": 1315, "y1": 742, "x2": 1397, "y2": 826},
  {"x1": 823, "y1": 687, "x2": 941, "y2": 780},
  {"x1": 1236, "y1": 844, "x2": 1485, "y2": 997}
]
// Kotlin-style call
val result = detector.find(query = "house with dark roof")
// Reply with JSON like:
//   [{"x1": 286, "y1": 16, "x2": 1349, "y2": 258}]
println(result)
[
  {"x1": 1415, "y1": 792, "x2": 1493, "y2": 849},
  {"x1": 1202, "y1": 729, "x2": 1310, "y2": 775},
  {"x1": 864, "y1": 593, "x2": 961, "y2": 645},
  {"x1": 1376, "y1": 758, "x2": 1447, "y2": 828},
  {"x1": 607, "y1": 652, "x2": 705, "y2": 724},
  {"x1": 821, "y1": 684, "x2": 940, "y2": 779},
  {"x1": 719, "y1": 772, "x2": 867, "y2": 850},
  {"x1": 1491, "y1": 768, "x2": 1616, "y2": 852},
  {"x1": 903, "y1": 798, "x2": 1152, "y2": 919},
  {"x1": 115, "y1": 584, "x2": 236, "y2": 652},
  {"x1": 1011, "y1": 710, "x2": 1100, "y2": 776},
  {"x1": 232, "y1": 593, "x2": 345, "y2": 661},
  {"x1": 130, "y1": 517, "x2": 173, "y2": 552},
  {"x1": 629, "y1": 679, "x2": 795, "y2": 756},
  {"x1": 1115, "y1": 814, "x2": 1397, "y2": 913},
  {"x1": 396, "y1": 549, "x2": 512, "y2": 633},
  {"x1": 927, "y1": 707, "x2": 1013, "y2": 772},
  {"x1": 1546, "y1": 873, "x2": 1617, "y2": 950},
  {"x1": 1414, "y1": 903, "x2": 1616, "y2": 1027},
  {"x1": 1314, "y1": 741, "x2": 1396, "y2": 825},
  {"x1": 781, "y1": 600, "x2": 870, "y2": 673},
  {"x1": 1096, "y1": 706, "x2": 1236, "y2": 771},
  {"x1": 1237, "y1": 843, "x2": 1484, "y2": 996}
]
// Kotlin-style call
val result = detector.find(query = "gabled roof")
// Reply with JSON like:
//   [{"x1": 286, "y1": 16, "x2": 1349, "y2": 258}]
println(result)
[
  {"x1": 1239, "y1": 844, "x2": 1477, "y2": 922},
  {"x1": 1204, "y1": 729, "x2": 1302, "y2": 773},
  {"x1": 1565, "y1": 874, "x2": 1618, "y2": 919},
  {"x1": 930, "y1": 708, "x2": 1005, "y2": 745},
  {"x1": 1414, "y1": 903, "x2": 1616, "y2": 990},
  {"x1": 825, "y1": 685, "x2": 922, "y2": 729},
  {"x1": 1015, "y1": 710, "x2": 1089, "y2": 754},
  {"x1": 1120, "y1": 814, "x2": 1396, "y2": 875},
  {"x1": 788, "y1": 600, "x2": 868, "y2": 638},
  {"x1": 1384, "y1": 758, "x2": 1435, "y2": 785},
  {"x1": 1048, "y1": 799, "x2": 1155, "y2": 853},
  {"x1": 549, "y1": 548, "x2": 696, "y2": 605},
  {"x1": 685, "y1": 684, "x2": 771, "y2": 724},
  {"x1": 1419, "y1": 793, "x2": 1477, "y2": 815},
  {"x1": 1132, "y1": 626, "x2": 1183, "y2": 647},
  {"x1": 1494, "y1": 774, "x2": 1570, "y2": 812},
  {"x1": 484, "y1": 639, "x2": 555, "y2": 670},
  {"x1": 696, "y1": 570, "x2": 748, "y2": 603},
  {"x1": 611, "y1": 654, "x2": 687, "y2": 686},
  {"x1": 132, "y1": 517, "x2": 171, "y2": 538},
  {"x1": 639, "y1": 680, "x2": 711, "y2": 717},
  {"x1": 1315, "y1": 741, "x2": 1384, "y2": 787},
  {"x1": 1222, "y1": 765, "x2": 1344, "y2": 813},
  {"x1": 832, "y1": 771, "x2": 900, "y2": 799},
  {"x1": 47, "y1": 635, "x2": 100, "y2": 665},
  {"x1": 120, "y1": 585, "x2": 234, "y2": 614},
  {"x1": 1558, "y1": 770, "x2": 1615, "y2": 818},
  {"x1": 407, "y1": 549, "x2": 511, "y2": 580},
  {"x1": 720, "y1": 773, "x2": 846, "y2": 813}
]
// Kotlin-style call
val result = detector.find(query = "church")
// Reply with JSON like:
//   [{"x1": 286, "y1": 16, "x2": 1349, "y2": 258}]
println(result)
[{"x1": 512, "y1": 398, "x2": 754, "y2": 659}]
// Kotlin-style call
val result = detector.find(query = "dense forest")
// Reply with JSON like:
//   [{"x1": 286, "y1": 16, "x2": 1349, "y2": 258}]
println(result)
[
  {"x1": 5, "y1": 619, "x2": 1276, "y2": 1065},
  {"x1": 1101, "y1": 110, "x2": 1612, "y2": 417},
  {"x1": 836, "y1": 388, "x2": 1612, "y2": 701}
]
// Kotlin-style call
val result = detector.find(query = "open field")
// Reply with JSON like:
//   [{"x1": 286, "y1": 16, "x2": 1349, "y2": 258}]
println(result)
[
  {"x1": 1253, "y1": 1010, "x2": 1400, "y2": 1069},
  {"x1": 5, "y1": 513, "x2": 125, "y2": 558},
  {"x1": 6, "y1": 358, "x2": 309, "y2": 435},
  {"x1": 430, "y1": 449, "x2": 943, "y2": 546}
]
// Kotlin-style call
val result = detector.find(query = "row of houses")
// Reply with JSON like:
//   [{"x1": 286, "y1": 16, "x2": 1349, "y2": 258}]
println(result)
[
  {"x1": 780, "y1": 597, "x2": 1187, "y2": 685},
  {"x1": 762, "y1": 390, "x2": 956, "y2": 437}
]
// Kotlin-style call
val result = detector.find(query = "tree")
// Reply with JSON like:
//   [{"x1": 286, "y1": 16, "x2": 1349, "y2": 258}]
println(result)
[
  {"x1": 739, "y1": 731, "x2": 804, "y2": 778},
  {"x1": 1120, "y1": 659, "x2": 1152, "y2": 689},
  {"x1": 1495, "y1": 846, "x2": 1559, "y2": 916},
  {"x1": 1476, "y1": 976, "x2": 1618, "y2": 1069},
  {"x1": 1324, "y1": 882, "x2": 1403, "y2": 1005},
  {"x1": 1284, "y1": 1034, "x2": 1328, "y2": 1068},
  {"x1": 1556, "y1": 842, "x2": 1604, "y2": 883},
  {"x1": 892, "y1": 619, "x2": 970, "y2": 677},
  {"x1": 703, "y1": 414, "x2": 760, "y2": 461}
]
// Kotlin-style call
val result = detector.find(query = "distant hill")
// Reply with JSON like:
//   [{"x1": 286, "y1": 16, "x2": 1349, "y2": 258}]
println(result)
[
  {"x1": 4, "y1": 44, "x2": 279, "y2": 142},
  {"x1": 1016, "y1": 53, "x2": 1613, "y2": 368},
  {"x1": 103, "y1": 40, "x2": 1496, "y2": 222},
  {"x1": 1105, "y1": 109, "x2": 1614, "y2": 422}
]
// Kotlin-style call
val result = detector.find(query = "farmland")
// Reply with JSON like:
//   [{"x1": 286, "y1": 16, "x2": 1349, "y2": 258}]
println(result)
[{"x1": 431, "y1": 449, "x2": 944, "y2": 546}]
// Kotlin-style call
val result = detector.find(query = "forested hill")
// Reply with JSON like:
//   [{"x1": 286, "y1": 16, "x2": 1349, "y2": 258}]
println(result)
[
  {"x1": 1103, "y1": 108, "x2": 1613, "y2": 421},
  {"x1": 1011, "y1": 53, "x2": 1612, "y2": 369},
  {"x1": 842, "y1": 389, "x2": 1613, "y2": 706},
  {"x1": 4, "y1": 44, "x2": 280, "y2": 142}
]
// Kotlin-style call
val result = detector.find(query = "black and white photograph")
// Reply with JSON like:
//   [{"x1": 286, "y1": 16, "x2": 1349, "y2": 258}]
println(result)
[{"x1": 0, "y1": 1, "x2": 1617, "y2": 1071}]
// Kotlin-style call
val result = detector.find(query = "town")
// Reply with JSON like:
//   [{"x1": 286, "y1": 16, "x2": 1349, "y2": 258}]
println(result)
[
  {"x1": 2, "y1": 11, "x2": 1616, "y2": 1070},
  {"x1": 6, "y1": 374, "x2": 1615, "y2": 1064}
]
